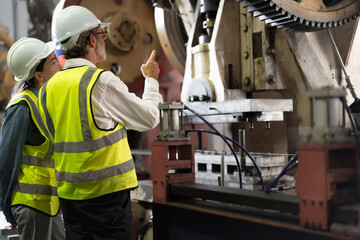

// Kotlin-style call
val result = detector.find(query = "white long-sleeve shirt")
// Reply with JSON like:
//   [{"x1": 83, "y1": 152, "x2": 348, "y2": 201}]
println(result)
[{"x1": 64, "y1": 58, "x2": 163, "y2": 132}]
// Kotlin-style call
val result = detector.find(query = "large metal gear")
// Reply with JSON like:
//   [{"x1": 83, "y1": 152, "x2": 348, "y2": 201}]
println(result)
[{"x1": 238, "y1": 0, "x2": 360, "y2": 31}]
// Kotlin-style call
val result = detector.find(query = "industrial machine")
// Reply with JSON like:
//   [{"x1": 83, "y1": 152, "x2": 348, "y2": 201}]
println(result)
[
  {"x1": 148, "y1": 0, "x2": 360, "y2": 239},
  {"x1": 1, "y1": 0, "x2": 360, "y2": 239}
]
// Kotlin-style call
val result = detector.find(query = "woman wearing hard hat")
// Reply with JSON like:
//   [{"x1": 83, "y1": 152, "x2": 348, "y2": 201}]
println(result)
[{"x1": 0, "y1": 37, "x2": 65, "y2": 240}]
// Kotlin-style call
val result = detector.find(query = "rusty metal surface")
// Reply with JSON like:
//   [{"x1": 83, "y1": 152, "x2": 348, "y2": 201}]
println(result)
[
  {"x1": 151, "y1": 141, "x2": 195, "y2": 202},
  {"x1": 238, "y1": 0, "x2": 360, "y2": 31},
  {"x1": 332, "y1": 203, "x2": 360, "y2": 226},
  {"x1": 153, "y1": 182, "x2": 360, "y2": 239},
  {"x1": 297, "y1": 143, "x2": 360, "y2": 232},
  {"x1": 151, "y1": 141, "x2": 360, "y2": 239},
  {"x1": 153, "y1": 200, "x2": 345, "y2": 240},
  {"x1": 170, "y1": 182, "x2": 299, "y2": 214}
]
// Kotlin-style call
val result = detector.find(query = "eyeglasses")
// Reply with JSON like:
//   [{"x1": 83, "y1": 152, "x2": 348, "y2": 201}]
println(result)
[{"x1": 95, "y1": 31, "x2": 108, "y2": 40}]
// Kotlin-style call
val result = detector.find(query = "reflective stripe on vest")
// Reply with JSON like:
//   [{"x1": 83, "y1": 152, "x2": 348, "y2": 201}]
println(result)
[
  {"x1": 13, "y1": 183, "x2": 57, "y2": 196},
  {"x1": 56, "y1": 158, "x2": 135, "y2": 183},
  {"x1": 7, "y1": 94, "x2": 54, "y2": 159},
  {"x1": 6, "y1": 90, "x2": 59, "y2": 215},
  {"x1": 54, "y1": 127, "x2": 127, "y2": 153},
  {"x1": 39, "y1": 82, "x2": 55, "y2": 139},
  {"x1": 40, "y1": 66, "x2": 138, "y2": 200},
  {"x1": 21, "y1": 155, "x2": 55, "y2": 168}
]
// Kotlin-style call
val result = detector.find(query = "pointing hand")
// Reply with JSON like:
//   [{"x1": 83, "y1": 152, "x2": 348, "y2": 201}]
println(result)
[
  {"x1": 5, "y1": 224, "x2": 17, "y2": 230},
  {"x1": 141, "y1": 50, "x2": 160, "y2": 80}
]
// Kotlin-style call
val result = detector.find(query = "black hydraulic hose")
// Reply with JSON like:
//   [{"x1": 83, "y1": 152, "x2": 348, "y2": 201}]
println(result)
[
  {"x1": 186, "y1": 129, "x2": 264, "y2": 191},
  {"x1": 184, "y1": 105, "x2": 243, "y2": 189},
  {"x1": 264, "y1": 152, "x2": 298, "y2": 192},
  {"x1": 265, "y1": 100, "x2": 360, "y2": 192},
  {"x1": 344, "y1": 100, "x2": 360, "y2": 152}
]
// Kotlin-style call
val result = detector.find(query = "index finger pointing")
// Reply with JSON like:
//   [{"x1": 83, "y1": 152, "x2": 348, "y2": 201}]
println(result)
[{"x1": 146, "y1": 50, "x2": 156, "y2": 64}]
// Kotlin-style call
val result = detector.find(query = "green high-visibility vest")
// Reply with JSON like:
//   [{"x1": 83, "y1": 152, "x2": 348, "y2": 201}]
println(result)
[
  {"x1": 6, "y1": 89, "x2": 59, "y2": 215},
  {"x1": 39, "y1": 66, "x2": 137, "y2": 200}
]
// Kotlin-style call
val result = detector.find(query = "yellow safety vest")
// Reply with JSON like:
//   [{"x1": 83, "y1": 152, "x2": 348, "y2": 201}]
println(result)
[
  {"x1": 39, "y1": 66, "x2": 138, "y2": 200},
  {"x1": 6, "y1": 89, "x2": 59, "y2": 216}
]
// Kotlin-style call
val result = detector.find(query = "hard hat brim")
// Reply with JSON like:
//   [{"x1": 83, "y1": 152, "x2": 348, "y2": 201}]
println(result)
[
  {"x1": 10, "y1": 39, "x2": 57, "y2": 82},
  {"x1": 46, "y1": 41, "x2": 56, "y2": 56},
  {"x1": 56, "y1": 22, "x2": 111, "y2": 46},
  {"x1": 100, "y1": 22, "x2": 111, "y2": 29}
]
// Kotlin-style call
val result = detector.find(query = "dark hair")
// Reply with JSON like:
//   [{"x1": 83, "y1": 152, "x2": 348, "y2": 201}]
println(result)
[
  {"x1": 17, "y1": 79, "x2": 34, "y2": 93},
  {"x1": 61, "y1": 27, "x2": 99, "y2": 59},
  {"x1": 35, "y1": 57, "x2": 47, "y2": 72},
  {"x1": 18, "y1": 57, "x2": 47, "y2": 92}
]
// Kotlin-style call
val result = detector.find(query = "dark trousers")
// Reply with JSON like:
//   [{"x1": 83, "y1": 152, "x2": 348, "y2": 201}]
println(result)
[
  {"x1": 59, "y1": 190, "x2": 134, "y2": 240},
  {"x1": 11, "y1": 205, "x2": 65, "y2": 240}
]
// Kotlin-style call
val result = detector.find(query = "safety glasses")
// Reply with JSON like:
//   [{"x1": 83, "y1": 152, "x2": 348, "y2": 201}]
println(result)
[{"x1": 95, "y1": 31, "x2": 108, "y2": 40}]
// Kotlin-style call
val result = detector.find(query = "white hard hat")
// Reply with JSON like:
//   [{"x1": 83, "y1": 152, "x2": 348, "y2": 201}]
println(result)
[
  {"x1": 55, "y1": 5, "x2": 110, "y2": 50},
  {"x1": 7, "y1": 37, "x2": 56, "y2": 81}
]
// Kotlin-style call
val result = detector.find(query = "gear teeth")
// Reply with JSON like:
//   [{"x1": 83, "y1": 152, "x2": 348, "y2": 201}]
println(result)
[
  {"x1": 265, "y1": 16, "x2": 289, "y2": 24},
  {"x1": 247, "y1": 7, "x2": 257, "y2": 13},
  {"x1": 259, "y1": 12, "x2": 283, "y2": 20},
  {"x1": 271, "y1": 19, "x2": 295, "y2": 27},
  {"x1": 253, "y1": 11, "x2": 262, "y2": 17},
  {"x1": 239, "y1": 0, "x2": 359, "y2": 32},
  {"x1": 243, "y1": 1, "x2": 264, "y2": 8},
  {"x1": 237, "y1": 0, "x2": 360, "y2": 32}
]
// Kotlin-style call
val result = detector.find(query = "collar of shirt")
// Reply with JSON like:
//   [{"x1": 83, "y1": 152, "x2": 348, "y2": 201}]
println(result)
[
  {"x1": 29, "y1": 87, "x2": 38, "y2": 96},
  {"x1": 63, "y1": 58, "x2": 97, "y2": 69}
]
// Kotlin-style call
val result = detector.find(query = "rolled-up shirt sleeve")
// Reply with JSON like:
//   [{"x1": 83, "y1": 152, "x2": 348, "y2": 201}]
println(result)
[{"x1": 91, "y1": 71, "x2": 163, "y2": 132}]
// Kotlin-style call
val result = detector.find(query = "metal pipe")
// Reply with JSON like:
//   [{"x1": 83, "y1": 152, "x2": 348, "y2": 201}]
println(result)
[
  {"x1": 327, "y1": 29, "x2": 358, "y2": 101},
  {"x1": 221, "y1": 152, "x2": 225, "y2": 186},
  {"x1": 239, "y1": 129, "x2": 246, "y2": 169}
]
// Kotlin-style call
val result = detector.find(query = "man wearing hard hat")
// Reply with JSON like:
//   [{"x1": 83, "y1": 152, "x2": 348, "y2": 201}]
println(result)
[
  {"x1": 38, "y1": 5, "x2": 163, "y2": 240},
  {"x1": 0, "y1": 37, "x2": 65, "y2": 240}
]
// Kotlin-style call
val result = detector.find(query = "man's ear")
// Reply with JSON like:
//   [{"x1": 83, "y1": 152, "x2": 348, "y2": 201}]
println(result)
[
  {"x1": 33, "y1": 71, "x2": 43, "y2": 81},
  {"x1": 89, "y1": 34, "x2": 96, "y2": 48}
]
